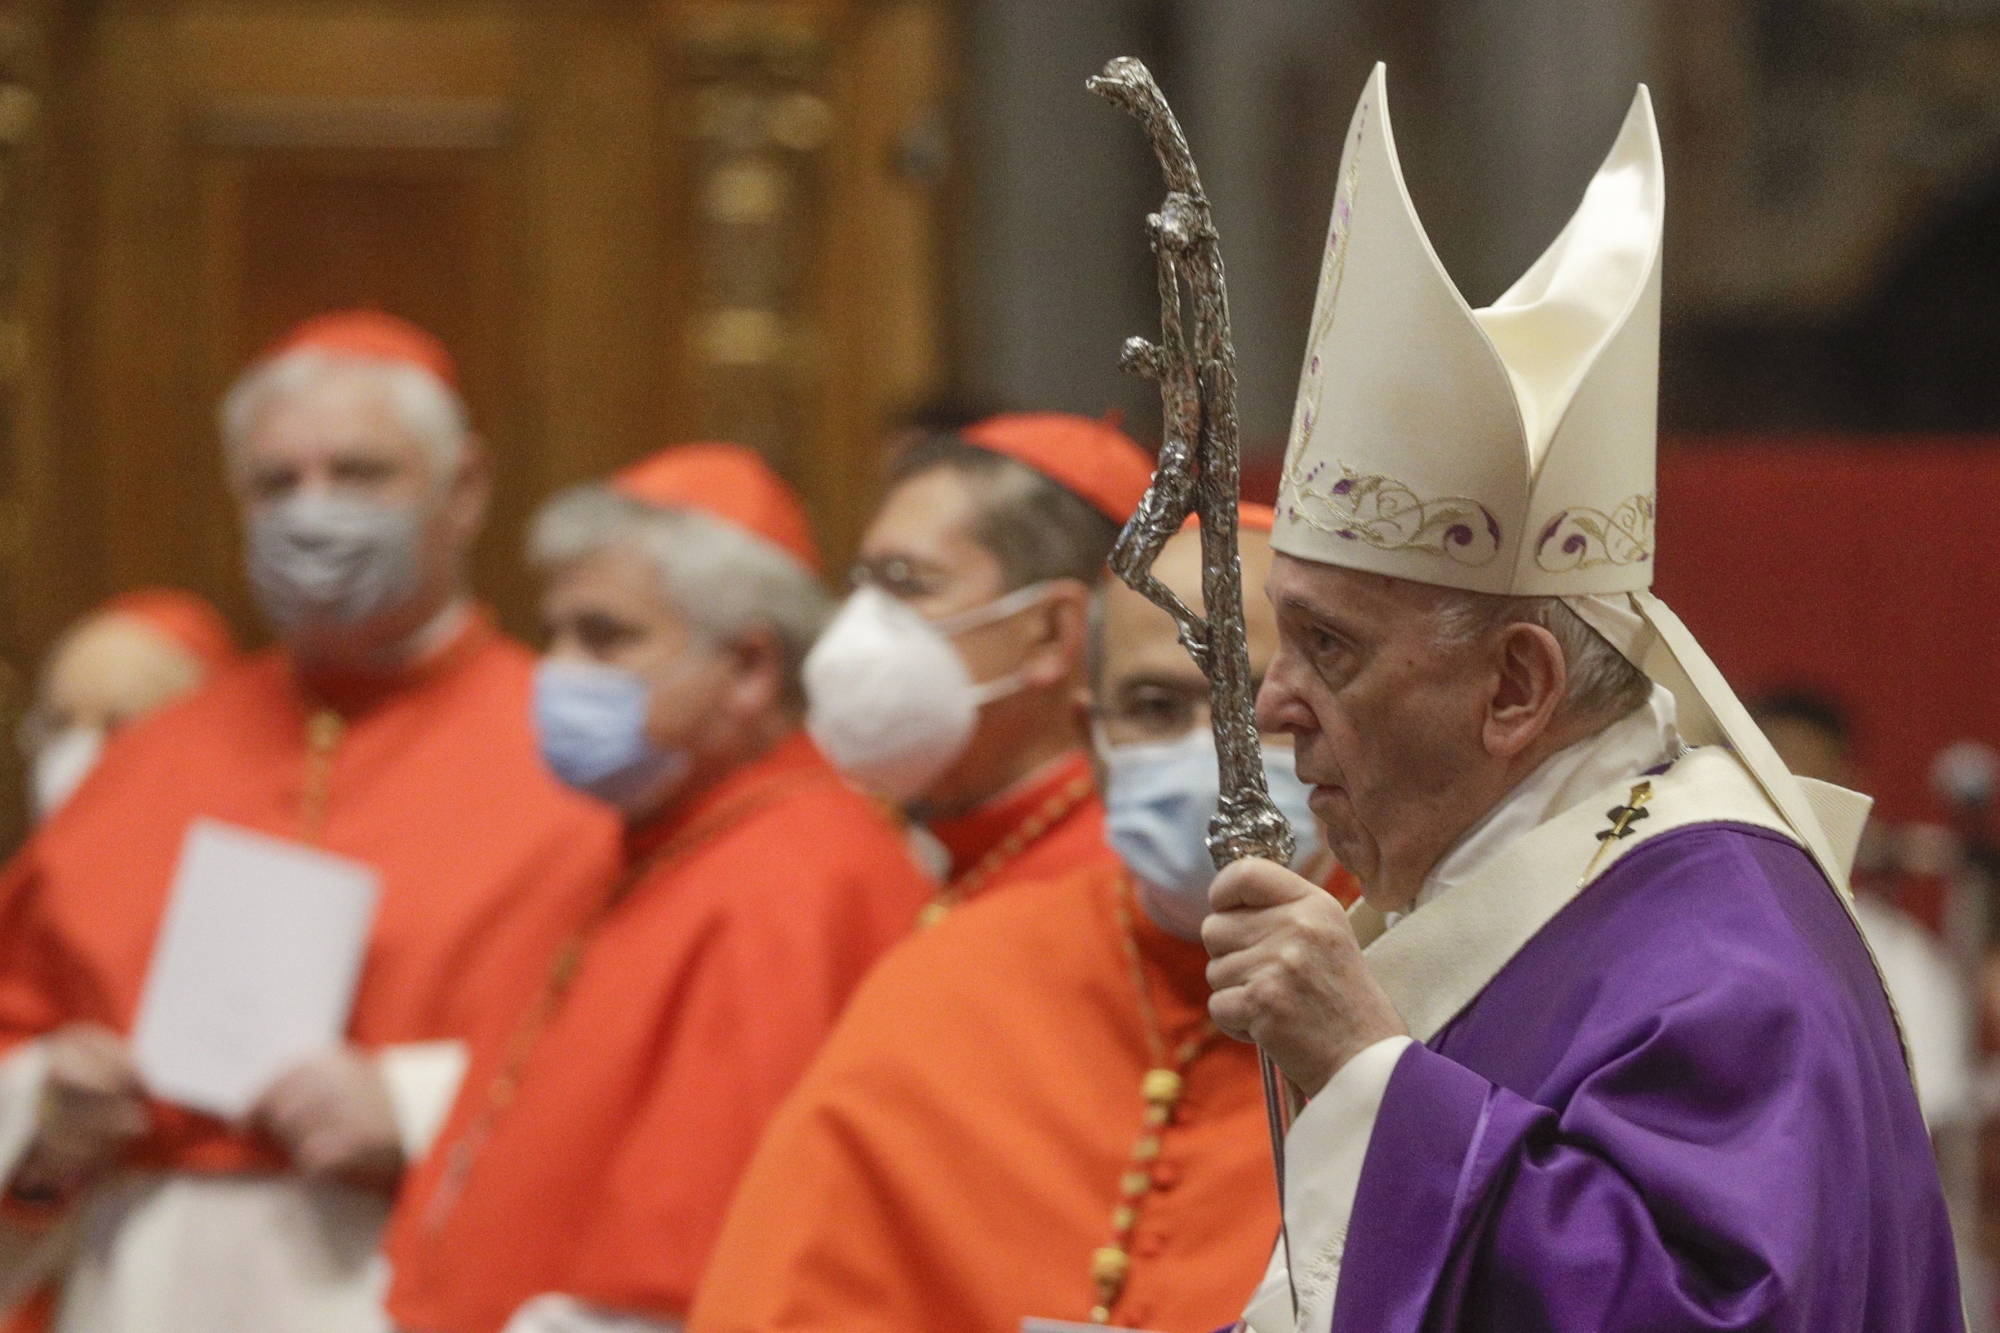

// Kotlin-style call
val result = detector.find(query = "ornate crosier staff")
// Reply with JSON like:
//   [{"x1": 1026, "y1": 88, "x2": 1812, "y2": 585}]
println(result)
[{"x1": 1087, "y1": 55, "x2": 1300, "y2": 1321}]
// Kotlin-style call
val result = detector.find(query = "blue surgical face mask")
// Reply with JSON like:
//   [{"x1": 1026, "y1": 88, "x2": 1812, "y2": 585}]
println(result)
[
  {"x1": 533, "y1": 659, "x2": 691, "y2": 816},
  {"x1": 1097, "y1": 725, "x2": 1323, "y2": 942}
]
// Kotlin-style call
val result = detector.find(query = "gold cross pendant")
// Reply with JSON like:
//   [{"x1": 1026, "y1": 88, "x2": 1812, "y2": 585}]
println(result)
[{"x1": 1577, "y1": 780, "x2": 1654, "y2": 886}]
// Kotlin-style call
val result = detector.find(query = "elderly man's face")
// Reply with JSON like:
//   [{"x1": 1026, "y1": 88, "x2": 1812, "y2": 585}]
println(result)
[
  {"x1": 540, "y1": 544, "x2": 738, "y2": 759},
  {"x1": 236, "y1": 370, "x2": 439, "y2": 511},
  {"x1": 1256, "y1": 554, "x2": 1499, "y2": 908},
  {"x1": 232, "y1": 368, "x2": 487, "y2": 663}
]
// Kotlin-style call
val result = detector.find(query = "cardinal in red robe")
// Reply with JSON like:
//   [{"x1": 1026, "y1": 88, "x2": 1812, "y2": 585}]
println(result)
[
  {"x1": 383, "y1": 444, "x2": 933, "y2": 1333},
  {"x1": 804, "y1": 413, "x2": 1158, "y2": 922},
  {"x1": 0, "y1": 312, "x2": 621, "y2": 1333}
]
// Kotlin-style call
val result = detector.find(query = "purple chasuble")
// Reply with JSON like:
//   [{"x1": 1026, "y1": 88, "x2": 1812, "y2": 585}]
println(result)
[{"x1": 1333, "y1": 822, "x2": 1961, "y2": 1332}]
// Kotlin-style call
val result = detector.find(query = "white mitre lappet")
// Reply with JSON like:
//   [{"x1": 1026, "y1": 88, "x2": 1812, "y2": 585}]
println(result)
[{"x1": 1272, "y1": 63, "x2": 1870, "y2": 894}]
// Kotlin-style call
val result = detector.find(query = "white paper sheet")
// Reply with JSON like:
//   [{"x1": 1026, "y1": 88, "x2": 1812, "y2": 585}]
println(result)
[{"x1": 132, "y1": 819, "x2": 381, "y2": 1120}]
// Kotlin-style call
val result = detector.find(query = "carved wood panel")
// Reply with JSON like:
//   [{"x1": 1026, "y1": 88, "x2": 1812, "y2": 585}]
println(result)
[{"x1": 660, "y1": 0, "x2": 951, "y2": 573}]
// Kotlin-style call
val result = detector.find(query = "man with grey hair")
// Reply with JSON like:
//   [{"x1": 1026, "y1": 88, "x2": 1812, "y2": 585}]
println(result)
[
  {"x1": 0, "y1": 311, "x2": 621, "y2": 1333},
  {"x1": 1206, "y1": 67, "x2": 1954, "y2": 1332},
  {"x1": 381, "y1": 443, "x2": 931, "y2": 1333}
]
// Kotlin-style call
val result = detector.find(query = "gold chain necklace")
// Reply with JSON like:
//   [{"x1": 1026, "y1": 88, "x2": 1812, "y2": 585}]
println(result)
[
  {"x1": 915, "y1": 770, "x2": 1095, "y2": 929},
  {"x1": 1089, "y1": 876, "x2": 1221, "y2": 1324}
]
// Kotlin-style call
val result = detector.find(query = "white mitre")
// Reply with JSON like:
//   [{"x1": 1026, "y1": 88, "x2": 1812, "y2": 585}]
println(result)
[{"x1": 1273, "y1": 64, "x2": 1870, "y2": 892}]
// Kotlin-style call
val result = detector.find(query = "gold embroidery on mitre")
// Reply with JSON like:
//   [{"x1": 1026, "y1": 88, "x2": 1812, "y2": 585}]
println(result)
[
  {"x1": 1534, "y1": 494, "x2": 1655, "y2": 573},
  {"x1": 1286, "y1": 106, "x2": 1369, "y2": 458},
  {"x1": 1279, "y1": 458, "x2": 1502, "y2": 567}
]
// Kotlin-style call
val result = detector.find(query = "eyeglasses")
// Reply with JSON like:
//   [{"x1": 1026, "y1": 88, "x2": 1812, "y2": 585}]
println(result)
[
  {"x1": 847, "y1": 555, "x2": 948, "y2": 602},
  {"x1": 1094, "y1": 683, "x2": 1211, "y2": 746}
]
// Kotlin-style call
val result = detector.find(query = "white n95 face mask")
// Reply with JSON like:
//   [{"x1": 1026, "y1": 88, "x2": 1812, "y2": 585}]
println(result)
[
  {"x1": 1098, "y1": 725, "x2": 1323, "y2": 942},
  {"x1": 804, "y1": 582, "x2": 1054, "y2": 804},
  {"x1": 32, "y1": 726, "x2": 106, "y2": 821},
  {"x1": 248, "y1": 492, "x2": 425, "y2": 634}
]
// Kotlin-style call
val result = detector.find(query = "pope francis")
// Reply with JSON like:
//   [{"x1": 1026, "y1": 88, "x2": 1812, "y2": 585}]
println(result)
[{"x1": 1204, "y1": 66, "x2": 1961, "y2": 1333}]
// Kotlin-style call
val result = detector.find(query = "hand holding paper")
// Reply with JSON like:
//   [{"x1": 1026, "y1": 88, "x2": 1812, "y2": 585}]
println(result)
[
  {"x1": 132, "y1": 819, "x2": 381, "y2": 1122},
  {"x1": 254, "y1": 1046, "x2": 404, "y2": 1191}
]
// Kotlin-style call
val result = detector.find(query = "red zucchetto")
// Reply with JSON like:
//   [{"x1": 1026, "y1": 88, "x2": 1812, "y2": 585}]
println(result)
[
  {"x1": 960, "y1": 412, "x2": 1156, "y2": 526},
  {"x1": 612, "y1": 443, "x2": 821, "y2": 575},
  {"x1": 261, "y1": 309, "x2": 459, "y2": 390}
]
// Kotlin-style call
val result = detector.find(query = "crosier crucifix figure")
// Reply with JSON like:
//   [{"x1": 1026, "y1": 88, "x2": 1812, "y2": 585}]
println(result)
[{"x1": 1087, "y1": 56, "x2": 1294, "y2": 899}]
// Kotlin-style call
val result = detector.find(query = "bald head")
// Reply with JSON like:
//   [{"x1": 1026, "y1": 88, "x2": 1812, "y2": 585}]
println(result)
[
  {"x1": 23, "y1": 610, "x2": 220, "y2": 819},
  {"x1": 39, "y1": 613, "x2": 207, "y2": 735}
]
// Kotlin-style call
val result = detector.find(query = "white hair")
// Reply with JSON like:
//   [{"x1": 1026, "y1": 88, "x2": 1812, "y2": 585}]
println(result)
[
  {"x1": 1431, "y1": 591, "x2": 1652, "y2": 723},
  {"x1": 529, "y1": 485, "x2": 832, "y2": 708},
  {"x1": 218, "y1": 350, "x2": 469, "y2": 480}
]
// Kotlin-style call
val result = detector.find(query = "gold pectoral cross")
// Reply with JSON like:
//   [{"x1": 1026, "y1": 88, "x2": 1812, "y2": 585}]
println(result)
[{"x1": 1578, "y1": 780, "x2": 1654, "y2": 886}]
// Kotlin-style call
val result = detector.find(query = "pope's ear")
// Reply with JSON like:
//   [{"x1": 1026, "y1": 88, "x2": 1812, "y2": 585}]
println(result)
[{"x1": 1482, "y1": 620, "x2": 1567, "y2": 760}]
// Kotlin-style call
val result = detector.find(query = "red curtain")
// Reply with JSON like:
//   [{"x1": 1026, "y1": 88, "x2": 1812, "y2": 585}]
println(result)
[{"x1": 1657, "y1": 437, "x2": 2000, "y2": 823}]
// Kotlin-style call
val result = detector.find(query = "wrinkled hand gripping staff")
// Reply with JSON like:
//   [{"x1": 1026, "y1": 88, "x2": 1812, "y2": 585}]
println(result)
[{"x1": 1088, "y1": 56, "x2": 1302, "y2": 1324}]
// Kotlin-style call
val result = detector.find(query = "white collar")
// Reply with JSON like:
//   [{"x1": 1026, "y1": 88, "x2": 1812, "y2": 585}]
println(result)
[{"x1": 1404, "y1": 684, "x2": 1680, "y2": 916}]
